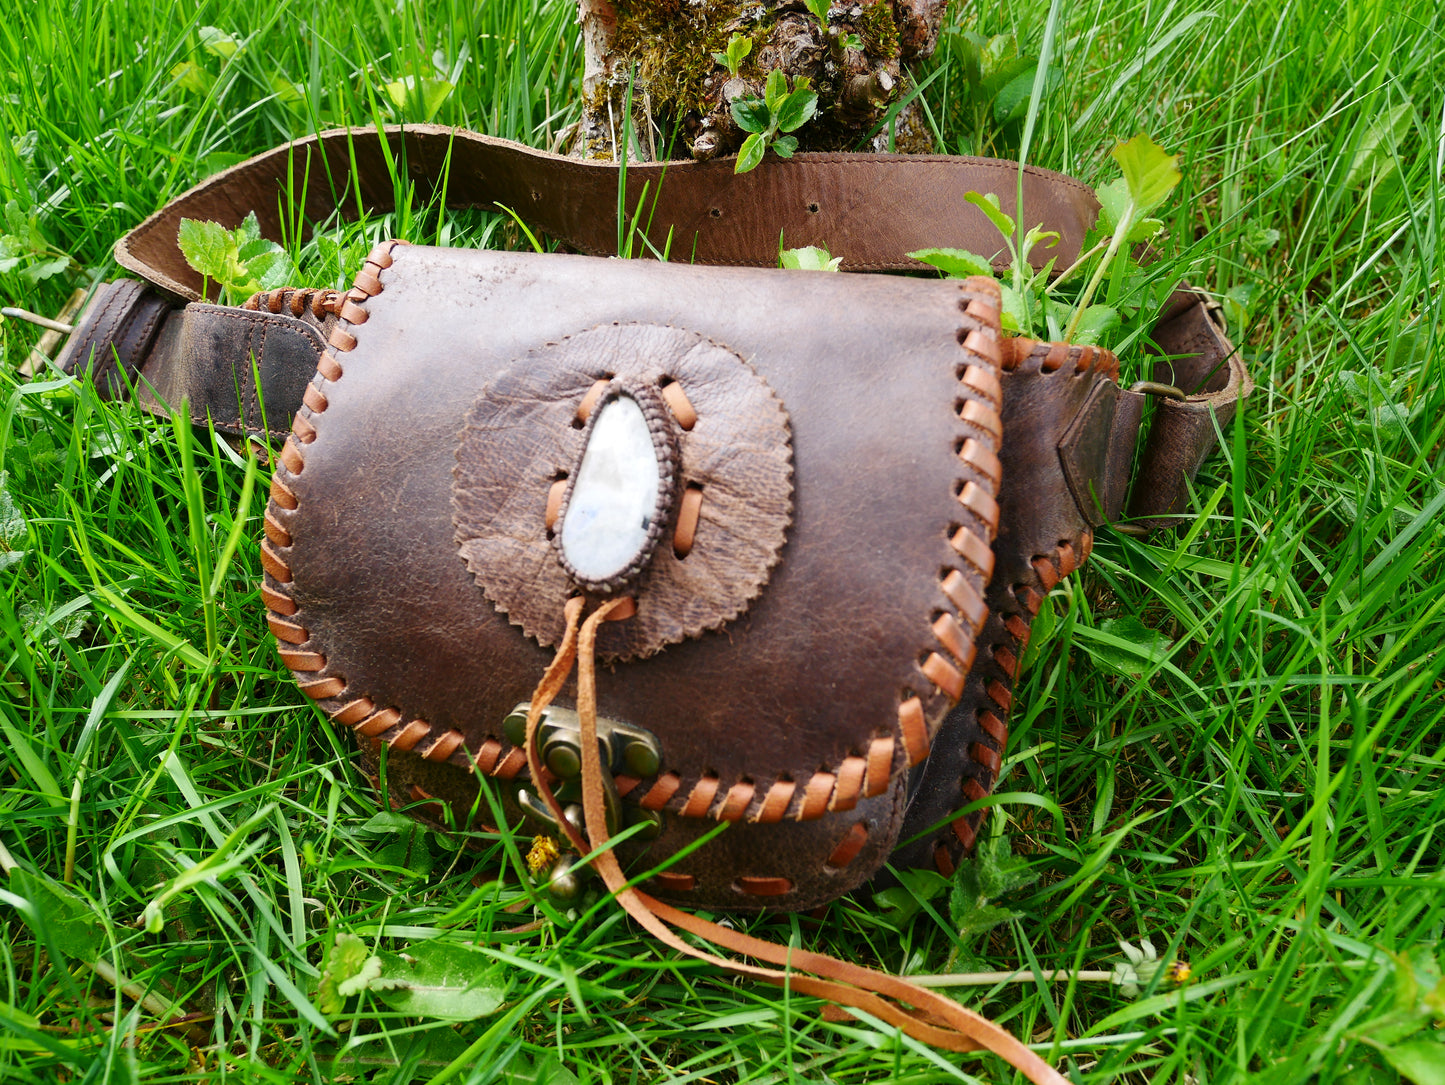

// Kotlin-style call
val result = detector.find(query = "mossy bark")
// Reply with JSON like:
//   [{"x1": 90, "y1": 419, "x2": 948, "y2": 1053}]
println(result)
[{"x1": 573, "y1": 0, "x2": 948, "y2": 161}]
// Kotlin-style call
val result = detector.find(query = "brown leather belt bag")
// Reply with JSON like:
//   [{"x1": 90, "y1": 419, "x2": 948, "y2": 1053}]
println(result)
[{"x1": 57, "y1": 126, "x2": 1248, "y2": 1078}]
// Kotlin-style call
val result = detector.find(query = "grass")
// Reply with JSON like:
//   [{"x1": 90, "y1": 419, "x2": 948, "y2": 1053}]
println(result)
[{"x1": 0, "y1": 0, "x2": 1442, "y2": 1081}]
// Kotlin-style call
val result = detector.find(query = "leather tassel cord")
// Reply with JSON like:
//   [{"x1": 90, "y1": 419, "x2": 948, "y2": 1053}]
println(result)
[{"x1": 522, "y1": 597, "x2": 1067, "y2": 1085}]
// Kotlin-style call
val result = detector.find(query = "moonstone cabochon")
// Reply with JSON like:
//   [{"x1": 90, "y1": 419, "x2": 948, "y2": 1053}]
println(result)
[
  {"x1": 554, "y1": 384, "x2": 680, "y2": 593},
  {"x1": 452, "y1": 323, "x2": 793, "y2": 662}
]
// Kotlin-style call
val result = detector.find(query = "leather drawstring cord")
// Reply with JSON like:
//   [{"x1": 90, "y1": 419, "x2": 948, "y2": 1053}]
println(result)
[{"x1": 523, "y1": 597, "x2": 1068, "y2": 1085}]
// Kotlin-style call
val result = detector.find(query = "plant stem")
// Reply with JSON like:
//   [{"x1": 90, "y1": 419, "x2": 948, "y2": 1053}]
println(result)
[
  {"x1": 1063, "y1": 209, "x2": 1133, "y2": 342},
  {"x1": 908, "y1": 970, "x2": 1116, "y2": 987},
  {"x1": 1047, "y1": 240, "x2": 1109, "y2": 295},
  {"x1": 84, "y1": 958, "x2": 188, "y2": 1021}
]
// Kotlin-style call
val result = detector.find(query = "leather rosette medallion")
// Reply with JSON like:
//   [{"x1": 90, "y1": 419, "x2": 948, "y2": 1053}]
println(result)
[{"x1": 452, "y1": 323, "x2": 793, "y2": 661}]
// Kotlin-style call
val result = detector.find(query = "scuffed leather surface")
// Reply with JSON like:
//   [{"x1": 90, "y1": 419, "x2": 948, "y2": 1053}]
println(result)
[
  {"x1": 114, "y1": 126, "x2": 1101, "y2": 298},
  {"x1": 133, "y1": 304, "x2": 326, "y2": 439},
  {"x1": 267, "y1": 247, "x2": 997, "y2": 909}
]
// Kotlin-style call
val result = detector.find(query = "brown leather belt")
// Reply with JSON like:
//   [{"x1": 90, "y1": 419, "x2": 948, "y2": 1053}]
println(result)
[{"x1": 55, "y1": 126, "x2": 1250, "y2": 1083}]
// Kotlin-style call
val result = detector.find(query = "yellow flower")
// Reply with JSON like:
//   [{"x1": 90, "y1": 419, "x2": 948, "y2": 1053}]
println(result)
[{"x1": 527, "y1": 835, "x2": 561, "y2": 876}]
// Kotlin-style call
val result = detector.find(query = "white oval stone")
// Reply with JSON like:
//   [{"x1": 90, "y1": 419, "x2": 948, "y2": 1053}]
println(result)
[{"x1": 559, "y1": 395, "x2": 662, "y2": 584}]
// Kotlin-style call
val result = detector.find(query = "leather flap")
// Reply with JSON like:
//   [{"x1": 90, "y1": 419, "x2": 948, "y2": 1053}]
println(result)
[{"x1": 261, "y1": 246, "x2": 1005, "y2": 840}]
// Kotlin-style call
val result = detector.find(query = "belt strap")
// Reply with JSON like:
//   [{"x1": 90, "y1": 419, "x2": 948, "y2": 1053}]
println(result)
[
  {"x1": 112, "y1": 124, "x2": 1101, "y2": 297},
  {"x1": 56, "y1": 125, "x2": 1248, "y2": 527}
]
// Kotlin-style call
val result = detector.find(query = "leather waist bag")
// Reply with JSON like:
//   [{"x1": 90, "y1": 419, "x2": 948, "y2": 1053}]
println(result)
[{"x1": 58, "y1": 126, "x2": 1250, "y2": 915}]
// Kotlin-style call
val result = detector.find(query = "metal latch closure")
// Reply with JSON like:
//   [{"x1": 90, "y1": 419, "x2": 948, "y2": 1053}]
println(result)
[{"x1": 501, "y1": 702, "x2": 663, "y2": 899}]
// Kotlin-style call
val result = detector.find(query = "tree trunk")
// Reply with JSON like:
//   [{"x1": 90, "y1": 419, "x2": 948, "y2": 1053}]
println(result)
[{"x1": 572, "y1": 0, "x2": 949, "y2": 162}]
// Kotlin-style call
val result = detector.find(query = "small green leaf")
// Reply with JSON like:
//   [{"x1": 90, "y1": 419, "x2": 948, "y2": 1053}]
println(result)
[
  {"x1": 359, "y1": 811, "x2": 420, "y2": 835},
  {"x1": 177, "y1": 218, "x2": 236, "y2": 284},
  {"x1": 875, "y1": 868, "x2": 950, "y2": 925},
  {"x1": 1092, "y1": 616, "x2": 1173, "y2": 677},
  {"x1": 1070, "y1": 305, "x2": 1121, "y2": 346},
  {"x1": 774, "y1": 85, "x2": 818, "y2": 133},
  {"x1": 1244, "y1": 225, "x2": 1281, "y2": 252},
  {"x1": 803, "y1": 0, "x2": 830, "y2": 27},
  {"x1": 730, "y1": 97, "x2": 772, "y2": 134},
  {"x1": 235, "y1": 210, "x2": 262, "y2": 246},
  {"x1": 999, "y1": 283, "x2": 1031, "y2": 336},
  {"x1": 383, "y1": 76, "x2": 455, "y2": 122},
  {"x1": 1110, "y1": 134, "x2": 1182, "y2": 218},
  {"x1": 964, "y1": 191, "x2": 1016, "y2": 243},
  {"x1": 723, "y1": 32, "x2": 751, "y2": 76},
  {"x1": 1379, "y1": 1040, "x2": 1445, "y2": 1085},
  {"x1": 780, "y1": 245, "x2": 841, "y2": 272},
  {"x1": 764, "y1": 69, "x2": 788, "y2": 113},
  {"x1": 8, "y1": 870, "x2": 102, "y2": 959},
  {"x1": 317, "y1": 931, "x2": 373, "y2": 1014},
  {"x1": 992, "y1": 64, "x2": 1036, "y2": 125},
  {"x1": 197, "y1": 26, "x2": 240, "y2": 59},
  {"x1": 244, "y1": 247, "x2": 298, "y2": 293},
  {"x1": 336, "y1": 955, "x2": 382, "y2": 999},
  {"x1": 269, "y1": 75, "x2": 303, "y2": 107},
  {"x1": 169, "y1": 61, "x2": 214, "y2": 96},
  {"x1": 948, "y1": 834, "x2": 1035, "y2": 939},
  {"x1": 770, "y1": 134, "x2": 798, "y2": 158},
  {"x1": 20, "y1": 255, "x2": 69, "y2": 283},
  {"x1": 371, "y1": 943, "x2": 507, "y2": 1021},
  {"x1": 1342, "y1": 102, "x2": 1412, "y2": 191},
  {"x1": 907, "y1": 247, "x2": 995, "y2": 279},
  {"x1": 1222, "y1": 284, "x2": 1259, "y2": 332},
  {"x1": 734, "y1": 132, "x2": 767, "y2": 175},
  {"x1": 1125, "y1": 217, "x2": 1164, "y2": 243},
  {"x1": 1095, "y1": 178, "x2": 1129, "y2": 235},
  {"x1": 1020, "y1": 224, "x2": 1060, "y2": 265}
]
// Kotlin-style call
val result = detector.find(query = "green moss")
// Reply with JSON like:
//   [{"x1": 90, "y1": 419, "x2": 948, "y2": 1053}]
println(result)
[
  {"x1": 859, "y1": 0, "x2": 900, "y2": 60},
  {"x1": 611, "y1": 0, "x2": 764, "y2": 117}
]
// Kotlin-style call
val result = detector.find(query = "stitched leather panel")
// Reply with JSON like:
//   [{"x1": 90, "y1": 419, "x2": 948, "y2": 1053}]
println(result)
[
  {"x1": 890, "y1": 343, "x2": 1117, "y2": 876},
  {"x1": 265, "y1": 247, "x2": 997, "y2": 905},
  {"x1": 55, "y1": 280, "x2": 175, "y2": 399},
  {"x1": 135, "y1": 304, "x2": 326, "y2": 438},
  {"x1": 452, "y1": 324, "x2": 794, "y2": 660},
  {"x1": 363, "y1": 740, "x2": 905, "y2": 912}
]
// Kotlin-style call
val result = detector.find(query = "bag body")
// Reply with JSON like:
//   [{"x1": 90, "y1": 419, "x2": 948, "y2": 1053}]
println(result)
[{"x1": 262, "y1": 243, "x2": 1013, "y2": 909}]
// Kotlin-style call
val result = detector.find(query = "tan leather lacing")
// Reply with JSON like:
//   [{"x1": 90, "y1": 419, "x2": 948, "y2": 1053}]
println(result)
[
  {"x1": 260, "y1": 242, "x2": 526, "y2": 784},
  {"x1": 521, "y1": 597, "x2": 1067, "y2": 1085},
  {"x1": 895, "y1": 277, "x2": 1005, "y2": 772},
  {"x1": 933, "y1": 333, "x2": 1116, "y2": 868},
  {"x1": 242, "y1": 287, "x2": 345, "y2": 322}
]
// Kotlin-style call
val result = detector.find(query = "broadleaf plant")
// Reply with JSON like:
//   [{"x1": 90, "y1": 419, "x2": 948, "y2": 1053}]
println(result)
[
  {"x1": 711, "y1": 32, "x2": 752, "y2": 78},
  {"x1": 908, "y1": 133, "x2": 1182, "y2": 351},
  {"x1": 780, "y1": 245, "x2": 841, "y2": 271},
  {"x1": 177, "y1": 210, "x2": 298, "y2": 305},
  {"x1": 731, "y1": 71, "x2": 818, "y2": 174}
]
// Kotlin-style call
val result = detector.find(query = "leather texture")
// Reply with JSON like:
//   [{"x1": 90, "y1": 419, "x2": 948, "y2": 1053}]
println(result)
[
  {"x1": 893, "y1": 339, "x2": 1119, "y2": 877},
  {"x1": 261, "y1": 246, "x2": 1005, "y2": 910},
  {"x1": 113, "y1": 126, "x2": 1101, "y2": 297},
  {"x1": 54, "y1": 279, "x2": 174, "y2": 398}
]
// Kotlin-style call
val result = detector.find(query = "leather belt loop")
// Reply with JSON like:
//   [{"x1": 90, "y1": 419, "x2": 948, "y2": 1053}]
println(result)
[
  {"x1": 55, "y1": 280, "x2": 176, "y2": 399},
  {"x1": 1123, "y1": 292, "x2": 1253, "y2": 530}
]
